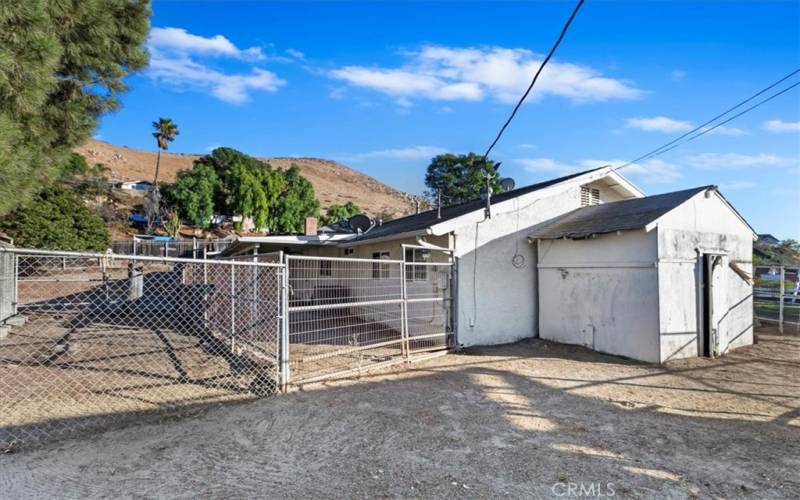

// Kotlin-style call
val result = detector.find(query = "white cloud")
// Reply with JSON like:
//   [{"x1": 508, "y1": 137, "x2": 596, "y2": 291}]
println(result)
[
  {"x1": 149, "y1": 27, "x2": 264, "y2": 61},
  {"x1": 285, "y1": 48, "x2": 305, "y2": 60},
  {"x1": 705, "y1": 125, "x2": 746, "y2": 136},
  {"x1": 719, "y1": 180, "x2": 756, "y2": 191},
  {"x1": 764, "y1": 119, "x2": 800, "y2": 133},
  {"x1": 147, "y1": 27, "x2": 284, "y2": 104},
  {"x1": 516, "y1": 158, "x2": 586, "y2": 176},
  {"x1": 627, "y1": 116, "x2": 747, "y2": 136},
  {"x1": 627, "y1": 116, "x2": 693, "y2": 133},
  {"x1": 330, "y1": 45, "x2": 642, "y2": 105},
  {"x1": 621, "y1": 159, "x2": 682, "y2": 184},
  {"x1": 149, "y1": 55, "x2": 284, "y2": 104},
  {"x1": 516, "y1": 157, "x2": 681, "y2": 184},
  {"x1": 518, "y1": 143, "x2": 538, "y2": 150},
  {"x1": 685, "y1": 153, "x2": 797, "y2": 170},
  {"x1": 348, "y1": 145, "x2": 448, "y2": 162}
]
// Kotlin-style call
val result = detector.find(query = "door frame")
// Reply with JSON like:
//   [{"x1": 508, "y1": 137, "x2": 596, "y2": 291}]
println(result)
[{"x1": 697, "y1": 251, "x2": 725, "y2": 358}]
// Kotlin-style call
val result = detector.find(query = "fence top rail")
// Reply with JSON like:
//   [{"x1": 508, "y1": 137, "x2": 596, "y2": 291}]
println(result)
[
  {"x1": 1, "y1": 246, "x2": 284, "y2": 268},
  {"x1": 403, "y1": 261, "x2": 454, "y2": 267},
  {"x1": 286, "y1": 254, "x2": 404, "y2": 264}
]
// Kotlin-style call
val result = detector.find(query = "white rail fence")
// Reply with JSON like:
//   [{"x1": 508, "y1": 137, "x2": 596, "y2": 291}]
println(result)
[
  {"x1": 0, "y1": 246, "x2": 455, "y2": 448},
  {"x1": 754, "y1": 265, "x2": 800, "y2": 333}
]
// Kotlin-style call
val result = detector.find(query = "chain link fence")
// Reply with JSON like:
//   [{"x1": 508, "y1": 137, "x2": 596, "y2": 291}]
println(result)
[
  {"x1": 754, "y1": 265, "x2": 800, "y2": 333},
  {"x1": 0, "y1": 246, "x2": 456, "y2": 449},
  {"x1": 0, "y1": 248, "x2": 282, "y2": 449}
]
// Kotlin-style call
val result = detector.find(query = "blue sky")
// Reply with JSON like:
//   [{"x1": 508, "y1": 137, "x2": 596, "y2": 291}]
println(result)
[{"x1": 98, "y1": 1, "x2": 800, "y2": 239}]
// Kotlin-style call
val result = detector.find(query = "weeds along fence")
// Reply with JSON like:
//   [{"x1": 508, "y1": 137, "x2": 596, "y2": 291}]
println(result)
[
  {"x1": 0, "y1": 246, "x2": 455, "y2": 448},
  {"x1": 754, "y1": 265, "x2": 800, "y2": 333}
]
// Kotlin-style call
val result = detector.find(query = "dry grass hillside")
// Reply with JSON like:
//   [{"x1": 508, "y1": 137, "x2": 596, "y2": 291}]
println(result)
[{"x1": 75, "y1": 140, "x2": 422, "y2": 218}]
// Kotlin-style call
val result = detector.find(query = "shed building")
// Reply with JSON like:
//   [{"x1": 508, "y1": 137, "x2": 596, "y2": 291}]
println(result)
[{"x1": 530, "y1": 186, "x2": 757, "y2": 363}]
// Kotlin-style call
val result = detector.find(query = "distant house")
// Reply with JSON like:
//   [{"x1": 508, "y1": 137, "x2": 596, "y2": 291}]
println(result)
[
  {"x1": 119, "y1": 180, "x2": 153, "y2": 192},
  {"x1": 222, "y1": 166, "x2": 756, "y2": 363},
  {"x1": 757, "y1": 234, "x2": 780, "y2": 246}
]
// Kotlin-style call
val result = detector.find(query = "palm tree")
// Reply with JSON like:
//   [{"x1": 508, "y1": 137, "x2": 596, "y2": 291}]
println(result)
[
  {"x1": 151, "y1": 117, "x2": 179, "y2": 184},
  {"x1": 145, "y1": 118, "x2": 178, "y2": 234}
]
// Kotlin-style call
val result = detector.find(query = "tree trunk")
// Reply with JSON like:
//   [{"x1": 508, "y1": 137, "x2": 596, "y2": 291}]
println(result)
[{"x1": 153, "y1": 148, "x2": 162, "y2": 184}]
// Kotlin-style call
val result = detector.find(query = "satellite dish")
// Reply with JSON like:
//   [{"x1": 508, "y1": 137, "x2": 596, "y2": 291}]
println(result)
[
  {"x1": 348, "y1": 214, "x2": 372, "y2": 233},
  {"x1": 500, "y1": 177, "x2": 516, "y2": 192}
]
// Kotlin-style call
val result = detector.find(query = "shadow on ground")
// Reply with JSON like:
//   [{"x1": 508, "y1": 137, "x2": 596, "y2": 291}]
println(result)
[{"x1": 1, "y1": 332, "x2": 798, "y2": 498}]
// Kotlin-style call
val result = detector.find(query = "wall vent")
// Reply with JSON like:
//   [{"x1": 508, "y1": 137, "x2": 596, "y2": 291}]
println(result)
[{"x1": 580, "y1": 186, "x2": 601, "y2": 207}]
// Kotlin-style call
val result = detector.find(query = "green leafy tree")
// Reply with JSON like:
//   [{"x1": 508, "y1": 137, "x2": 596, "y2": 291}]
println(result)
[
  {"x1": 177, "y1": 149, "x2": 319, "y2": 233},
  {"x1": 320, "y1": 202, "x2": 361, "y2": 226},
  {"x1": 780, "y1": 239, "x2": 800, "y2": 253},
  {"x1": 0, "y1": 186, "x2": 110, "y2": 251},
  {"x1": 424, "y1": 153, "x2": 501, "y2": 206},
  {"x1": 170, "y1": 164, "x2": 220, "y2": 227},
  {"x1": 271, "y1": 165, "x2": 320, "y2": 233},
  {"x1": 0, "y1": 0, "x2": 150, "y2": 217},
  {"x1": 228, "y1": 164, "x2": 270, "y2": 231}
]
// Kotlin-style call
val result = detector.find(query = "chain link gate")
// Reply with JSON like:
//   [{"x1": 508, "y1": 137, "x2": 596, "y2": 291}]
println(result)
[
  {"x1": 283, "y1": 246, "x2": 455, "y2": 385},
  {"x1": 0, "y1": 248, "x2": 283, "y2": 449}
]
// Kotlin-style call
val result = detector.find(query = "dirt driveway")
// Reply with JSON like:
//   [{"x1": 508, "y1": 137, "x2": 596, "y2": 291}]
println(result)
[{"x1": 2, "y1": 332, "x2": 798, "y2": 499}]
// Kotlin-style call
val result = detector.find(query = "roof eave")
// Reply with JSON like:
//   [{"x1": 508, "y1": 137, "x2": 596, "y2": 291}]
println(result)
[{"x1": 345, "y1": 228, "x2": 431, "y2": 247}]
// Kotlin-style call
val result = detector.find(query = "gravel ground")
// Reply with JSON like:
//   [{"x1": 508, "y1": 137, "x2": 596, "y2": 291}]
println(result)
[{"x1": 2, "y1": 331, "x2": 798, "y2": 499}]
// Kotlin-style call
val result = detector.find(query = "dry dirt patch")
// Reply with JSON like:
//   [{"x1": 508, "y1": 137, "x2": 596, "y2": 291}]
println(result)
[{"x1": 2, "y1": 332, "x2": 798, "y2": 498}]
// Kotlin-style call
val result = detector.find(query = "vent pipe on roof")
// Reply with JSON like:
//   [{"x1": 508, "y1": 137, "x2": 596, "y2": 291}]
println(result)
[{"x1": 437, "y1": 189, "x2": 442, "y2": 220}]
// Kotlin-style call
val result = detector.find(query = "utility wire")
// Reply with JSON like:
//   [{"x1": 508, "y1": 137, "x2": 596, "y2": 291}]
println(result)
[
  {"x1": 482, "y1": 0, "x2": 585, "y2": 161},
  {"x1": 615, "y1": 70, "x2": 800, "y2": 171}
]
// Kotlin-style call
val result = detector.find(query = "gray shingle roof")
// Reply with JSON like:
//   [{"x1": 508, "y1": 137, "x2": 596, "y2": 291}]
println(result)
[
  {"x1": 528, "y1": 186, "x2": 713, "y2": 240},
  {"x1": 352, "y1": 167, "x2": 605, "y2": 243}
]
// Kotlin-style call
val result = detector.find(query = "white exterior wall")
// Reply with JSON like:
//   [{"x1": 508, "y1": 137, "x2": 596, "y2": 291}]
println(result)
[
  {"x1": 537, "y1": 231, "x2": 661, "y2": 362},
  {"x1": 656, "y1": 192, "x2": 754, "y2": 362},
  {"x1": 453, "y1": 181, "x2": 627, "y2": 347}
]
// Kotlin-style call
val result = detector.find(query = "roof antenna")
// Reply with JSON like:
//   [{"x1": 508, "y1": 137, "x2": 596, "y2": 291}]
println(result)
[{"x1": 437, "y1": 189, "x2": 442, "y2": 220}]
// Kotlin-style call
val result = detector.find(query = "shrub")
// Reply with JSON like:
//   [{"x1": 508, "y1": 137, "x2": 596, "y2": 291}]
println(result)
[{"x1": 1, "y1": 186, "x2": 110, "y2": 251}]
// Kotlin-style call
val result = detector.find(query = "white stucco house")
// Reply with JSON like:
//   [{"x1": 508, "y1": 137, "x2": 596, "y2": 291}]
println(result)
[{"x1": 223, "y1": 166, "x2": 756, "y2": 363}]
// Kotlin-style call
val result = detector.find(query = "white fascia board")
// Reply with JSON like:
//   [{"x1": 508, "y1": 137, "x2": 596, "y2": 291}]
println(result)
[
  {"x1": 606, "y1": 169, "x2": 645, "y2": 198},
  {"x1": 344, "y1": 229, "x2": 429, "y2": 247},
  {"x1": 237, "y1": 234, "x2": 356, "y2": 246},
  {"x1": 642, "y1": 188, "x2": 757, "y2": 239},
  {"x1": 429, "y1": 167, "x2": 626, "y2": 236},
  {"x1": 712, "y1": 189, "x2": 759, "y2": 240}
]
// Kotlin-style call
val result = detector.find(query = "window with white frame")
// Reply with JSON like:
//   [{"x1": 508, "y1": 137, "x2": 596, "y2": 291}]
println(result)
[
  {"x1": 404, "y1": 248, "x2": 430, "y2": 281},
  {"x1": 371, "y1": 251, "x2": 391, "y2": 279},
  {"x1": 580, "y1": 186, "x2": 601, "y2": 206}
]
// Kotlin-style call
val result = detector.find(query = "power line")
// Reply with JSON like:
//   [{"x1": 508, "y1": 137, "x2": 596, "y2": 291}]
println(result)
[
  {"x1": 482, "y1": 0, "x2": 586, "y2": 161},
  {"x1": 615, "y1": 70, "x2": 800, "y2": 171}
]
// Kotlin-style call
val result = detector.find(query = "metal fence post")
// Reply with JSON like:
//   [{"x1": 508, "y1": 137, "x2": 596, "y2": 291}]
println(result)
[
  {"x1": 400, "y1": 260, "x2": 409, "y2": 359},
  {"x1": 280, "y1": 258, "x2": 291, "y2": 390},
  {"x1": 779, "y1": 265, "x2": 785, "y2": 334},
  {"x1": 230, "y1": 265, "x2": 236, "y2": 346}
]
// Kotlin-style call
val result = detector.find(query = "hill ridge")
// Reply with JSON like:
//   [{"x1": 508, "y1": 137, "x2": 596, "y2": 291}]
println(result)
[{"x1": 75, "y1": 139, "x2": 423, "y2": 219}]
